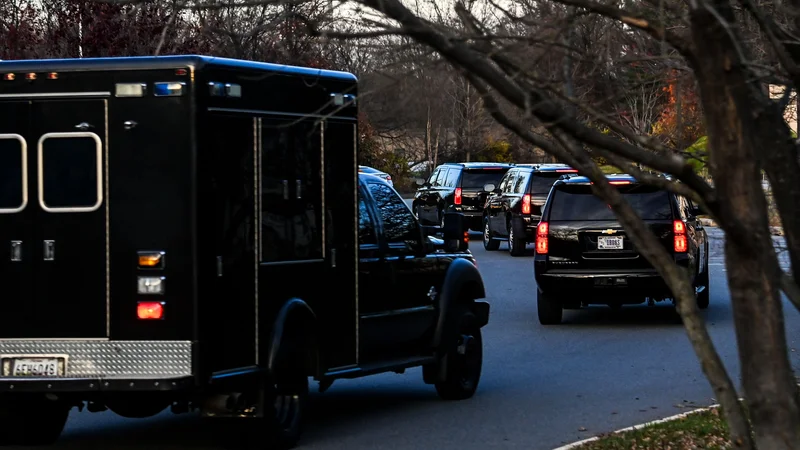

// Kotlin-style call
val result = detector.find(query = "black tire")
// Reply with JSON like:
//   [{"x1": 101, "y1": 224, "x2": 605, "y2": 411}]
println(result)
[
  {"x1": 0, "y1": 394, "x2": 70, "y2": 446},
  {"x1": 434, "y1": 310, "x2": 483, "y2": 401},
  {"x1": 696, "y1": 262, "x2": 710, "y2": 310},
  {"x1": 508, "y1": 221, "x2": 526, "y2": 257},
  {"x1": 483, "y1": 217, "x2": 500, "y2": 251},
  {"x1": 256, "y1": 372, "x2": 309, "y2": 450},
  {"x1": 537, "y1": 289, "x2": 562, "y2": 325}
]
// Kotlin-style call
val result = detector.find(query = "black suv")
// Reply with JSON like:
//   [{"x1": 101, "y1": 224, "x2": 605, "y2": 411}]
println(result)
[
  {"x1": 483, "y1": 163, "x2": 578, "y2": 256},
  {"x1": 413, "y1": 162, "x2": 514, "y2": 232},
  {"x1": 533, "y1": 174, "x2": 710, "y2": 324}
]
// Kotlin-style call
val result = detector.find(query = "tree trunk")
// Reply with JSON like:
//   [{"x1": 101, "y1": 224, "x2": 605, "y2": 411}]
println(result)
[{"x1": 690, "y1": 2, "x2": 800, "y2": 448}]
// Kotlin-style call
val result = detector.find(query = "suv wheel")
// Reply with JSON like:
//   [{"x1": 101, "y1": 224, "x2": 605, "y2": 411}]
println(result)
[
  {"x1": 433, "y1": 309, "x2": 483, "y2": 401},
  {"x1": 508, "y1": 223, "x2": 525, "y2": 257},
  {"x1": 696, "y1": 260, "x2": 710, "y2": 309},
  {"x1": 537, "y1": 289, "x2": 562, "y2": 325},
  {"x1": 483, "y1": 218, "x2": 500, "y2": 250}
]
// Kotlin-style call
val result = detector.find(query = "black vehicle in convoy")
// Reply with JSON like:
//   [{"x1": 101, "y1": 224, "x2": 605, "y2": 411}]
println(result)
[
  {"x1": 413, "y1": 162, "x2": 514, "y2": 232},
  {"x1": 0, "y1": 55, "x2": 489, "y2": 448},
  {"x1": 533, "y1": 174, "x2": 710, "y2": 324},
  {"x1": 483, "y1": 163, "x2": 578, "y2": 256}
]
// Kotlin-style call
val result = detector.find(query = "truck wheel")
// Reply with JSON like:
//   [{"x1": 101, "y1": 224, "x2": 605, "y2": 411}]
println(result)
[
  {"x1": 483, "y1": 218, "x2": 500, "y2": 251},
  {"x1": 261, "y1": 372, "x2": 309, "y2": 449},
  {"x1": 434, "y1": 309, "x2": 483, "y2": 401},
  {"x1": 508, "y1": 223, "x2": 526, "y2": 257},
  {"x1": 537, "y1": 289, "x2": 562, "y2": 325},
  {"x1": 0, "y1": 394, "x2": 70, "y2": 445}
]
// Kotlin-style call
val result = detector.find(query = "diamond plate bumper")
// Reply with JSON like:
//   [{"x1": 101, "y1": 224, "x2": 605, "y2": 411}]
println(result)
[{"x1": 0, "y1": 340, "x2": 195, "y2": 392}]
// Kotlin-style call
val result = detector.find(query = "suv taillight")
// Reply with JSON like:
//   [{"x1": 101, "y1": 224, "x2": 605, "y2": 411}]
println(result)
[
  {"x1": 455, "y1": 187, "x2": 462, "y2": 205},
  {"x1": 522, "y1": 194, "x2": 531, "y2": 215},
  {"x1": 536, "y1": 222, "x2": 549, "y2": 254},
  {"x1": 673, "y1": 219, "x2": 687, "y2": 253}
]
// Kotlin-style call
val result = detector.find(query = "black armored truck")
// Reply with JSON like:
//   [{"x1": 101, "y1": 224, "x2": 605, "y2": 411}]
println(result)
[{"x1": 0, "y1": 55, "x2": 489, "y2": 447}]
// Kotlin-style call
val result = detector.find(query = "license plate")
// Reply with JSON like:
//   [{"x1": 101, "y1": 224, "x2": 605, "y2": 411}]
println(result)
[
  {"x1": 2, "y1": 357, "x2": 65, "y2": 377},
  {"x1": 597, "y1": 236, "x2": 623, "y2": 250}
]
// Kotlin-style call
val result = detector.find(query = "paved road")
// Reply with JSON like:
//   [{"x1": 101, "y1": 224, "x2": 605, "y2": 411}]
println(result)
[{"x1": 37, "y1": 227, "x2": 800, "y2": 450}]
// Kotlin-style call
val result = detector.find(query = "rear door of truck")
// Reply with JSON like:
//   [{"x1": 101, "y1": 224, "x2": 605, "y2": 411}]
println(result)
[{"x1": 0, "y1": 95, "x2": 108, "y2": 339}]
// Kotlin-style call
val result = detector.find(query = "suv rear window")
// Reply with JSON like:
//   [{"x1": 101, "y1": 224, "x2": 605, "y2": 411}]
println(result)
[
  {"x1": 528, "y1": 172, "x2": 564, "y2": 194},
  {"x1": 461, "y1": 169, "x2": 509, "y2": 189},
  {"x1": 549, "y1": 184, "x2": 673, "y2": 221}
]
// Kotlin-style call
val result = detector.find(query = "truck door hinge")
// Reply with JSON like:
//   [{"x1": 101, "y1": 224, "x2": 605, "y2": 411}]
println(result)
[
  {"x1": 10, "y1": 241, "x2": 22, "y2": 262},
  {"x1": 43, "y1": 240, "x2": 55, "y2": 261}
]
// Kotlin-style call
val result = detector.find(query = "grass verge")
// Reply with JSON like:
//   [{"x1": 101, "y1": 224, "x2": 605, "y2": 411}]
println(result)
[{"x1": 577, "y1": 407, "x2": 732, "y2": 450}]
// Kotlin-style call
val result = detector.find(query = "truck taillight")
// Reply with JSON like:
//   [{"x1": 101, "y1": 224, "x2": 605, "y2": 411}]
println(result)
[
  {"x1": 673, "y1": 219, "x2": 687, "y2": 253},
  {"x1": 536, "y1": 222, "x2": 549, "y2": 254},
  {"x1": 137, "y1": 301, "x2": 164, "y2": 320},
  {"x1": 138, "y1": 251, "x2": 165, "y2": 269},
  {"x1": 455, "y1": 187, "x2": 462, "y2": 205},
  {"x1": 522, "y1": 194, "x2": 531, "y2": 215}
]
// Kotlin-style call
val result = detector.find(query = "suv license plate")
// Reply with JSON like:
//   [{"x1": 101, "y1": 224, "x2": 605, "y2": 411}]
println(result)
[
  {"x1": 4, "y1": 358, "x2": 64, "y2": 377},
  {"x1": 598, "y1": 236, "x2": 623, "y2": 250}
]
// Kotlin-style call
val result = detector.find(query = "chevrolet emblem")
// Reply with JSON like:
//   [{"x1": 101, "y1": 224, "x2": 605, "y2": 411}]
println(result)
[{"x1": 602, "y1": 229, "x2": 616, "y2": 234}]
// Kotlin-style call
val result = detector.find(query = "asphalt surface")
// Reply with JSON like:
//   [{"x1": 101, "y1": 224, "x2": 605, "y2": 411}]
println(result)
[{"x1": 27, "y1": 225, "x2": 800, "y2": 450}]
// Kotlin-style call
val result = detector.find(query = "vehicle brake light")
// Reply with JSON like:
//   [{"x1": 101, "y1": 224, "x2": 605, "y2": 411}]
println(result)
[
  {"x1": 137, "y1": 301, "x2": 164, "y2": 320},
  {"x1": 673, "y1": 219, "x2": 687, "y2": 253},
  {"x1": 3, "y1": 73, "x2": 15, "y2": 81},
  {"x1": 522, "y1": 194, "x2": 531, "y2": 215},
  {"x1": 455, "y1": 187, "x2": 462, "y2": 205},
  {"x1": 25, "y1": 73, "x2": 36, "y2": 81},
  {"x1": 536, "y1": 222, "x2": 549, "y2": 254},
  {"x1": 609, "y1": 180, "x2": 631, "y2": 185},
  {"x1": 556, "y1": 169, "x2": 578, "y2": 173}
]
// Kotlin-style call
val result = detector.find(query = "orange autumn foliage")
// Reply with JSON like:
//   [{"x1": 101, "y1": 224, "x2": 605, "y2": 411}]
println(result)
[{"x1": 652, "y1": 71, "x2": 706, "y2": 148}]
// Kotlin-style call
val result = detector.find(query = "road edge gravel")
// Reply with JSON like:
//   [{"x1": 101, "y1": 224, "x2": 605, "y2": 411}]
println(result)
[{"x1": 550, "y1": 404, "x2": 720, "y2": 450}]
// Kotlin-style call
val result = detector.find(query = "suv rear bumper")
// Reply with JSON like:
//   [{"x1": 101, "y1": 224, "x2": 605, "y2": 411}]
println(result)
[
  {"x1": 0, "y1": 340, "x2": 195, "y2": 393},
  {"x1": 536, "y1": 270, "x2": 671, "y2": 299}
]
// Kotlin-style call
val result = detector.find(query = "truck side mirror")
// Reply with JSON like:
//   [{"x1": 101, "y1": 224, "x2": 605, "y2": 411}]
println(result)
[
  {"x1": 483, "y1": 183, "x2": 496, "y2": 193},
  {"x1": 442, "y1": 212, "x2": 469, "y2": 252}
]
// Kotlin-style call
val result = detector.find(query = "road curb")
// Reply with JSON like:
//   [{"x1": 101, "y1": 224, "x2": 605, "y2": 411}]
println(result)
[{"x1": 551, "y1": 404, "x2": 720, "y2": 450}]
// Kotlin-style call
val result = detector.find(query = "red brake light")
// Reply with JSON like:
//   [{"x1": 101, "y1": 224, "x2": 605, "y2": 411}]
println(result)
[
  {"x1": 455, "y1": 187, "x2": 462, "y2": 205},
  {"x1": 673, "y1": 219, "x2": 687, "y2": 253},
  {"x1": 536, "y1": 222, "x2": 549, "y2": 254},
  {"x1": 522, "y1": 194, "x2": 531, "y2": 215},
  {"x1": 137, "y1": 302, "x2": 164, "y2": 320},
  {"x1": 556, "y1": 169, "x2": 578, "y2": 173},
  {"x1": 609, "y1": 180, "x2": 631, "y2": 185}
]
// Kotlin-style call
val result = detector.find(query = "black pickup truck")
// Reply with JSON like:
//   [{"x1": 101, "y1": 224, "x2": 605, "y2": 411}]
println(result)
[{"x1": 0, "y1": 55, "x2": 489, "y2": 448}]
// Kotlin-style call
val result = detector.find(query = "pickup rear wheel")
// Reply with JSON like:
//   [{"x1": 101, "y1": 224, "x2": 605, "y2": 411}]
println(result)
[
  {"x1": 434, "y1": 309, "x2": 483, "y2": 401},
  {"x1": 537, "y1": 290, "x2": 562, "y2": 325},
  {"x1": 0, "y1": 394, "x2": 70, "y2": 445},
  {"x1": 483, "y1": 218, "x2": 500, "y2": 250}
]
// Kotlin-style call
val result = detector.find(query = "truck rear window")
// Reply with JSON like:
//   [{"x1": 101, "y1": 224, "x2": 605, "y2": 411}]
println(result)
[
  {"x1": 461, "y1": 169, "x2": 509, "y2": 189},
  {"x1": 528, "y1": 173, "x2": 563, "y2": 194},
  {"x1": 549, "y1": 185, "x2": 673, "y2": 221}
]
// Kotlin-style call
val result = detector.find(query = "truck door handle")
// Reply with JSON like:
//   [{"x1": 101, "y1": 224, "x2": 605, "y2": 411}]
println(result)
[
  {"x1": 10, "y1": 241, "x2": 22, "y2": 262},
  {"x1": 43, "y1": 240, "x2": 55, "y2": 261}
]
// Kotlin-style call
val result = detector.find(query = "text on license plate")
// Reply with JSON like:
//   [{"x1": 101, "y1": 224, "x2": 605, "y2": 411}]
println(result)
[
  {"x1": 597, "y1": 236, "x2": 623, "y2": 250},
  {"x1": 2, "y1": 358, "x2": 65, "y2": 377}
]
